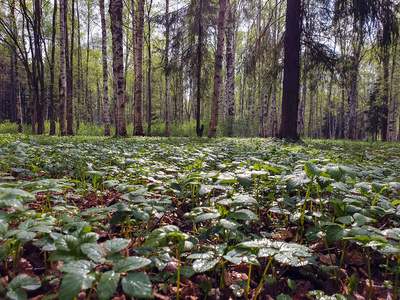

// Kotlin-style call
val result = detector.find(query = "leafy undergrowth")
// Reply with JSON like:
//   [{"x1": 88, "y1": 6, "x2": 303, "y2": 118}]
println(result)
[{"x1": 1, "y1": 134, "x2": 400, "y2": 300}]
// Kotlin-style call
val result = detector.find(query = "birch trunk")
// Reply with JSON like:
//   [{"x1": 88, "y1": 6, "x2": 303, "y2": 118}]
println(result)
[
  {"x1": 110, "y1": 0, "x2": 127, "y2": 136},
  {"x1": 100, "y1": 0, "x2": 110, "y2": 136}
]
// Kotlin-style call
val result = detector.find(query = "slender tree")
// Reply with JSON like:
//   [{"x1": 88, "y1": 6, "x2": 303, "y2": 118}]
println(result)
[
  {"x1": 109, "y1": 0, "x2": 127, "y2": 136},
  {"x1": 165, "y1": 0, "x2": 170, "y2": 137},
  {"x1": 49, "y1": 0, "x2": 57, "y2": 135},
  {"x1": 100, "y1": 0, "x2": 111, "y2": 136},
  {"x1": 208, "y1": 0, "x2": 226, "y2": 138},
  {"x1": 59, "y1": 0, "x2": 67, "y2": 135},
  {"x1": 134, "y1": 0, "x2": 145, "y2": 136}
]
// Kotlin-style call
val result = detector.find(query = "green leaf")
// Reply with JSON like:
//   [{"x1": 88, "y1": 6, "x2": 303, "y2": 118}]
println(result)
[
  {"x1": 58, "y1": 273, "x2": 86, "y2": 300},
  {"x1": 8, "y1": 274, "x2": 41, "y2": 291},
  {"x1": 276, "y1": 295, "x2": 292, "y2": 300},
  {"x1": 305, "y1": 162, "x2": 322, "y2": 177},
  {"x1": 237, "y1": 175, "x2": 253, "y2": 189},
  {"x1": 228, "y1": 209, "x2": 258, "y2": 221},
  {"x1": 6, "y1": 288, "x2": 27, "y2": 300},
  {"x1": 194, "y1": 213, "x2": 221, "y2": 224},
  {"x1": 145, "y1": 225, "x2": 181, "y2": 247},
  {"x1": 112, "y1": 257, "x2": 151, "y2": 273},
  {"x1": 232, "y1": 195, "x2": 257, "y2": 206},
  {"x1": 121, "y1": 272, "x2": 154, "y2": 299},
  {"x1": 220, "y1": 219, "x2": 239, "y2": 230},
  {"x1": 325, "y1": 225, "x2": 344, "y2": 243},
  {"x1": 59, "y1": 260, "x2": 96, "y2": 275},
  {"x1": 104, "y1": 238, "x2": 131, "y2": 253},
  {"x1": 97, "y1": 271, "x2": 120, "y2": 300},
  {"x1": 55, "y1": 235, "x2": 79, "y2": 252},
  {"x1": 192, "y1": 259, "x2": 219, "y2": 273},
  {"x1": 372, "y1": 182, "x2": 386, "y2": 194},
  {"x1": 326, "y1": 166, "x2": 343, "y2": 182},
  {"x1": 81, "y1": 243, "x2": 106, "y2": 263},
  {"x1": 287, "y1": 278, "x2": 297, "y2": 292}
]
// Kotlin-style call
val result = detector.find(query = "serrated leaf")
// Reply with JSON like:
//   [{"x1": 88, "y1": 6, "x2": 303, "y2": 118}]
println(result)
[
  {"x1": 305, "y1": 162, "x2": 322, "y2": 177},
  {"x1": 121, "y1": 272, "x2": 154, "y2": 299},
  {"x1": 59, "y1": 260, "x2": 95, "y2": 275},
  {"x1": 81, "y1": 243, "x2": 106, "y2": 263},
  {"x1": 55, "y1": 235, "x2": 79, "y2": 252},
  {"x1": 112, "y1": 257, "x2": 151, "y2": 273},
  {"x1": 372, "y1": 182, "x2": 386, "y2": 194},
  {"x1": 97, "y1": 271, "x2": 120, "y2": 300},
  {"x1": 58, "y1": 273, "x2": 85, "y2": 300},
  {"x1": 104, "y1": 238, "x2": 131, "y2": 253}
]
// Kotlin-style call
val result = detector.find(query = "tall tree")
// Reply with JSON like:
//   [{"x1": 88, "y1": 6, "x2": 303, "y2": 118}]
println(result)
[
  {"x1": 208, "y1": 0, "x2": 226, "y2": 138},
  {"x1": 224, "y1": 0, "x2": 236, "y2": 136},
  {"x1": 165, "y1": 0, "x2": 170, "y2": 137},
  {"x1": 110, "y1": 0, "x2": 127, "y2": 136},
  {"x1": 59, "y1": 0, "x2": 67, "y2": 135},
  {"x1": 277, "y1": 0, "x2": 302, "y2": 140},
  {"x1": 49, "y1": 0, "x2": 57, "y2": 135},
  {"x1": 66, "y1": 0, "x2": 74, "y2": 135},
  {"x1": 134, "y1": 0, "x2": 145, "y2": 136},
  {"x1": 146, "y1": 0, "x2": 153, "y2": 136},
  {"x1": 100, "y1": 0, "x2": 111, "y2": 136}
]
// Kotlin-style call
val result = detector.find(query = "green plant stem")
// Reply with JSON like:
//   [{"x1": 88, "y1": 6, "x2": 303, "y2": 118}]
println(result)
[
  {"x1": 254, "y1": 257, "x2": 273, "y2": 300},
  {"x1": 336, "y1": 240, "x2": 347, "y2": 282},
  {"x1": 177, "y1": 248, "x2": 181, "y2": 300},
  {"x1": 366, "y1": 248, "x2": 373, "y2": 299},
  {"x1": 245, "y1": 264, "x2": 253, "y2": 300},
  {"x1": 394, "y1": 255, "x2": 400, "y2": 300}
]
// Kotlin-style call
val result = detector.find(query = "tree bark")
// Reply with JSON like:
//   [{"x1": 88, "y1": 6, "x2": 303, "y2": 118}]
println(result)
[
  {"x1": 147, "y1": 0, "x2": 152, "y2": 136},
  {"x1": 195, "y1": 0, "x2": 204, "y2": 137},
  {"x1": 277, "y1": 0, "x2": 301, "y2": 140},
  {"x1": 208, "y1": 0, "x2": 227, "y2": 138},
  {"x1": 100, "y1": 0, "x2": 111, "y2": 136},
  {"x1": 134, "y1": 0, "x2": 144, "y2": 136},
  {"x1": 59, "y1": 0, "x2": 67, "y2": 135},
  {"x1": 67, "y1": 0, "x2": 74, "y2": 135},
  {"x1": 165, "y1": 0, "x2": 170, "y2": 137},
  {"x1": 110, "y1": 0, "x2": 127, "y2": 137},
  {"x1": 49, "y1": 0, "x2": 57, "y2": 135}
]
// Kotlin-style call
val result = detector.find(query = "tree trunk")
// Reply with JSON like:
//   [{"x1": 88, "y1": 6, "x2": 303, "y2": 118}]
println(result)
[
  {"x1": 10, "y1": 0, "x2": 23, "y2": 133},
  {"x1": 100, "y1": 0, "x2": 110, "y2": 136},
  {"x1": 59, "y1": 0, "x2": 67, "y2": 135},
  {"x1": 147, "y1": 0, "x2": 153, "y2": 136},
  {"x1": 195, "y1": 0, "x2": 204, "y2": 137},
  {"x1": 381, "y1": 50, "x2": 389, "y2": 141},
  {"x1": 134, "y1": 0, "x2": 144, "y2": 136},
  {"x1": 49, "y1": 0, "x2": 57, "y2": 135},
  {"x1": 67, "y1": 0, "x2": 74, "y2": 135},
  {"x1": 208, "y1": 0, "x2": 227, "y2": 138},
  {"x1": 277, "y1": 0, "x2": 301, "y2": 140},
  {"x1": 34, "y1": 0, "x2": 45, "y2": 134},
  {"x1": 110, "y1": 0, "x2": 127, "y2": 137},
  {"x1": 165, "y1": 0, "x2": 170, "y2": 137}
]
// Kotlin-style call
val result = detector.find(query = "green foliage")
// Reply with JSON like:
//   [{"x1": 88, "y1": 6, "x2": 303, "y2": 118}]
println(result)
[{"x1": 1, "y1": 135, "x2": 400, "y2": 298}]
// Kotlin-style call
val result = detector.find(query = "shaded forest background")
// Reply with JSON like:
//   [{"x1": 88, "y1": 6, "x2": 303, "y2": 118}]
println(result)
[{"x1": 0, "y1": 0, "x2": 399, "y2": 140}]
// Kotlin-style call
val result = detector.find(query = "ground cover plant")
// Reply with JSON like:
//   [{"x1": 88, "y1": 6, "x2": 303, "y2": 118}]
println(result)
[{"x1": 1, "y1": 134, "x2": 400, "y2": 299}]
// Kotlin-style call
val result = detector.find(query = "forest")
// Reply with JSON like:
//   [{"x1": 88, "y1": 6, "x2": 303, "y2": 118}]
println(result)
[{"x1": 0, "y1": 0, "x2": 398, "y2": 139}]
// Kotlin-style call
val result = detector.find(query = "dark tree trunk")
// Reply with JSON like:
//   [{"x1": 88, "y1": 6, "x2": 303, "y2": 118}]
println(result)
[
  {"x1": 277, "y1": 0, "x2": 301, "y2": 140},
  {"x1": 196, "y1": 0, "x2": 204, "y2": 137},
  {"x1": 208, "y1": 0, "x2": 226, "y2": 138}
]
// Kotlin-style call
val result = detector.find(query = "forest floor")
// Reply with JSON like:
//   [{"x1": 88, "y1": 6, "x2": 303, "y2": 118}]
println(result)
[{"x1": 1, "y1": 134, "x2": 400, "y2": 300}]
